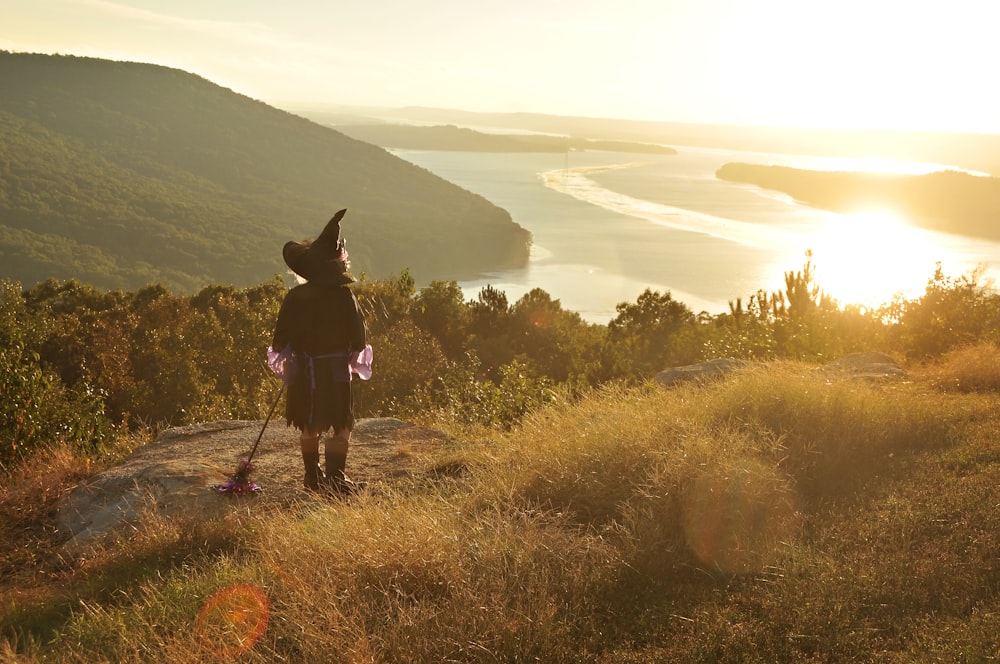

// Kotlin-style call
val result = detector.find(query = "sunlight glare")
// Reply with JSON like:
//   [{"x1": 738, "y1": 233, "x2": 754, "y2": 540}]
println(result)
[{"x1": 807, "y1": 209, "x2": 937, "y2": 309}]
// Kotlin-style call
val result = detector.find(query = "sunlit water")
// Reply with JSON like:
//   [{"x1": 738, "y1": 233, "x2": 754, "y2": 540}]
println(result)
[{"x1": 392, "y1": 146, "x2": 1000, "y2": 324}]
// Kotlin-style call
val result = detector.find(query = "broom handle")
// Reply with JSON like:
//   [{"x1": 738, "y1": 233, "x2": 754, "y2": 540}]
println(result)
[{"x1": 246, "y1": 384, "x2": 284, "y2": 464}]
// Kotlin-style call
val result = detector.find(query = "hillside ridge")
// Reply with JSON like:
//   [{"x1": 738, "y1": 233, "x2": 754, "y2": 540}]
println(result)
[
  {"x1": 0, "y1": 51, "x2": 531, "y2": 291},
  {"x1": 300, "y1": 104, "x2": 1000, "y2": 176}
]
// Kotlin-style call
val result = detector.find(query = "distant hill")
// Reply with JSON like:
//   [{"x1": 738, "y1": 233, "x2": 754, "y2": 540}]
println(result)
[
  {"x1": 333, "y1": 123, "x2": 677, "y2": 154},
  {"x1": 299, "y1": 105, "x2": 1000, "y2": 177},
  {"x1": 0, "y1": 52, "x2": 531, "y2": 291},
  {"x1": 716, "y1": 162, "x2": 1000, "y2": 241}
]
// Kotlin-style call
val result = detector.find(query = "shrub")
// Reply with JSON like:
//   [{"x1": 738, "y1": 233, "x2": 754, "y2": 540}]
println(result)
[
  {"x1": 0, "y1": 339, "x2": 112, "y2": 468},
  {"x1": 0, "y1": 280, "x2": 112, "y2": 467},
  {"x1": 922, "y1": 341, "x2": 1000, "y2": 393},
  {"x1": 891, "y1": 265, "x2": 1000, "y2": 359},
  {"x1": 416, "y1": 358, "x2": 559, "y2": 430}
]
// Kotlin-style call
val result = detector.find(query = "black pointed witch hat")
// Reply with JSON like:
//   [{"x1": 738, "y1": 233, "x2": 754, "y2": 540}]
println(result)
[{"x1": 282, "y1": 209, "x2": 356, "y2": 285}]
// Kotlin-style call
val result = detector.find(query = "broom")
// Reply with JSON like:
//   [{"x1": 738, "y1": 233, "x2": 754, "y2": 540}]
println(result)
[{"x1": 215, "y1": 385, "x2": 284, "y2": 496}]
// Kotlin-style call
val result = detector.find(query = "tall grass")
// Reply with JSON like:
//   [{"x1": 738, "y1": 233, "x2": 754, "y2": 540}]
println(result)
[
  {"x1": 2, "y1": 360, "x2": 998, "y2": 662},
  {"x1": 921, "y1": 341, "x2": 1000, "y2": 393},
  {"x1": 691, "y1": 362, "x2": 957, "y2": 501}
]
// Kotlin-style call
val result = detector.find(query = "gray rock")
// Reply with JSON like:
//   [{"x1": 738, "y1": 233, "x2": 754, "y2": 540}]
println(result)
[
  {"x1": 654, "y1": 357, "x2": 752, "y2": 387},
  {"x1": 55, "y1": 417, "x2": 448, "y2": 556},
  {"x1": 822, "y1": 352, "x2": 907, "y2": 379}
]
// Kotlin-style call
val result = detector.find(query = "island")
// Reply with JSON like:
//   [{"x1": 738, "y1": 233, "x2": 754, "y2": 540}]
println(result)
[{"x1": 716, "y1": 162, "x2": 1000, "y2": 241}]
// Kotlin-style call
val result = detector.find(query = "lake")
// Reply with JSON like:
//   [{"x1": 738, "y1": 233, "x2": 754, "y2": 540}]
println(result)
[{"x1": 392, "y1": 146, "x2": 1000, "y2": 324}]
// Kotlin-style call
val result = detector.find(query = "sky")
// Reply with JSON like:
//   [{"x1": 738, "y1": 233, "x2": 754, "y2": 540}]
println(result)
[{"x1": 3, "y1": 0, "x2": 1000, "y2": 135}]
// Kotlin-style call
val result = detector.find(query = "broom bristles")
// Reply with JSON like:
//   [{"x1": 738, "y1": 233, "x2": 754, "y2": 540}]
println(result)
[{"x1": 214, "y1": 460, "x2": 261, "y2": 495}]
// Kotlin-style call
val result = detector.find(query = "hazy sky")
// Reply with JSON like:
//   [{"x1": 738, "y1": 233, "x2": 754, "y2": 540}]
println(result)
[{"x1": 3, "y1": 0, "x2": 999, "y2": 134}]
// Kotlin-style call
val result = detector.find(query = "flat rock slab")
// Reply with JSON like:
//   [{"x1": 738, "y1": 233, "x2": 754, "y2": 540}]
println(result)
[
  {"x1": 56, "y1": 417, "x2": 449, "y2": 553},
  {"x1": 655, "y1": 358, "x2": 754, "y2": 387},
  {"x1": 821, "y1": 352, "x2": 908, "y2": 379}
]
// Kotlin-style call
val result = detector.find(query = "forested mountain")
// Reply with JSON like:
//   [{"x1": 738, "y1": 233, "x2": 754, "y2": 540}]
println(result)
[{"x1": 0, "y1": 52, "x2": 531, "y2": 291}]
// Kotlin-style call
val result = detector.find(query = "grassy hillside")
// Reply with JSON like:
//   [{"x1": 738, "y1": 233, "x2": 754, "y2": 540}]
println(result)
[
  {"x1": 2, "y1": 350, "x2": 998, "y2": 661},
  {"x1": 0, "y1": 52, "x2": 531, "y2": 291}
]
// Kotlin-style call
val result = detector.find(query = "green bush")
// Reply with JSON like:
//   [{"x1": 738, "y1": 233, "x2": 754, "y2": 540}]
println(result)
[
  {"x1": 415, "y1": 358, "x2": 558, "y2": 429},
  {"x1": 1, "y1": 280, "x2": 112, "y2": 466},
  {"x1": 890, "y1": 265, "x2": 1000, "y2": 359}
]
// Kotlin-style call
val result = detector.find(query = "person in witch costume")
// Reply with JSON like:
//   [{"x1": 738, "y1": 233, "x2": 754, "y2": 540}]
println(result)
[{"x1": 270, "y1": 209, "x2": 372, "y2": 493}]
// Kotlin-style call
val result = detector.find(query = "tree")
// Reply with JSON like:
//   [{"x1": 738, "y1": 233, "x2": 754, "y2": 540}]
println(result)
[
  {"x1": 703, "y1": 290, "x2": 779, "y2": 360},
  {"x1": 189, "y1": 279, "x2": 284, "y2": 418},
  {"x1": 467, "y1": 285, "x2": 515, "y2": 380},
  {"x1": 411, "y1": 280, "x2": 470, "y2": 360},
  {"x1": 361, "y1": 319, "x2": 448, "y2": 417},
  {"x1": 509, "y1": 288, "x2": 598, "y2": 384},
  {"x1": 767, "y1": 253, "x2": 858, "y2": 361},
  {"x1": 353, "y1": 270, "x2": 415, "y2": 338},
  {"x1": 892, "y1": 264, "x2": 1000, "y2": 359},
  {"x1": 607, "y1": 289, "x2": 700, "y2": 377}
]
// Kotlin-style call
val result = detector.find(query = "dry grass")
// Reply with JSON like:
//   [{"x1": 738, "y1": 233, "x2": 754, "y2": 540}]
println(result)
[
  {"x1": 0, "y1": 444, "x2": 93, "y2": 594},
  {"x1": 919, "y1": 341, "x2": 1000, "y2": 393},
  {"x1": 2, "y1": 360, "x2": 998, "y2": 662}
]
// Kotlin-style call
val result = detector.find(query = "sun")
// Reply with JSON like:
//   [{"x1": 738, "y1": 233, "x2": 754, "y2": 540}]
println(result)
[{"x1": 806, "y1": 208, "x2": 938, "y2": 308}]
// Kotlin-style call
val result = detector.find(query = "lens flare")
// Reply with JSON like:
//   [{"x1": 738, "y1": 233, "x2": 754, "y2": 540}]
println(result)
[
  {"x1": 195, "y1": 583, "x2": 270, "y2": 657},
  {"x1": 681, "y1": 462, "x2": 799, "y2": 574}
]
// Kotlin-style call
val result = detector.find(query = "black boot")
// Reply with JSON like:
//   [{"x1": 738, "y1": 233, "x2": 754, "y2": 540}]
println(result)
[
  {"x1": 302, "y1": 451, "x2": 322, "y2": 491},
  {"x1": 324, "y1": 451, "x2": 367, "y2": 495}
]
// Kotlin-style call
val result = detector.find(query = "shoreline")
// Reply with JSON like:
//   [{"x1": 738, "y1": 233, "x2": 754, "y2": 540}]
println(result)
[
  {"x1": 397, "y1": 148, "x2": 1000, "y2": 320},
  {"x1": 541, "y1": 163, "x2": 794, "y2": 250}
]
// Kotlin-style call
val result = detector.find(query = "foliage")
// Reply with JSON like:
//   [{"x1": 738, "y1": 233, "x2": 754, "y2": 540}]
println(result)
[
  {"x1": 415, "y1": 357, "x2": 559, "y2": 430},
  {"x1": 607, "y1": 288, "x2": 701, "y2": 377},
  {"x1": 887, "y1": 263, "x2": 1000, "y2": 359},
  {"x1": 360, "y1": 318, "x2": 449, "y2": 417},
  {"x1": 705, "y1": 253, "x2": 889, "y2": 363},
  {"x1": 19, "y1": 278, "x2": 284, "y2": 428},
  {"x1": 703, "y1": 290, "x2": 780, "y2": 360},
  {"x1": 410, "y1": 279, "x2": 469, "y2": 360},
  {"x1": 466, "y1": 284, "x2": 515, "y2": 379},
  {"x1": 0, "y1": 280, "x2": 111, "y2": 468},
  {"x1": 352, "y1": 270, "x2": 415, "y2": 338},
  {"x1": 502, "y1": 288, "x2": 599, "y2": 384}
]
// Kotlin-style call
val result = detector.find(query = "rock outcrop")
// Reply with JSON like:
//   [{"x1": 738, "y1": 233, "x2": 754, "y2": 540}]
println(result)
[
  {"x1": 821, "y1": 352, "x2": 907, "y2": 380},
  {"x1": 654, "y1": 357, "x2": 754, "y2": 387},
  {"x1": 55, "y1": 417, "x2": 449, "y2": 554}
]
